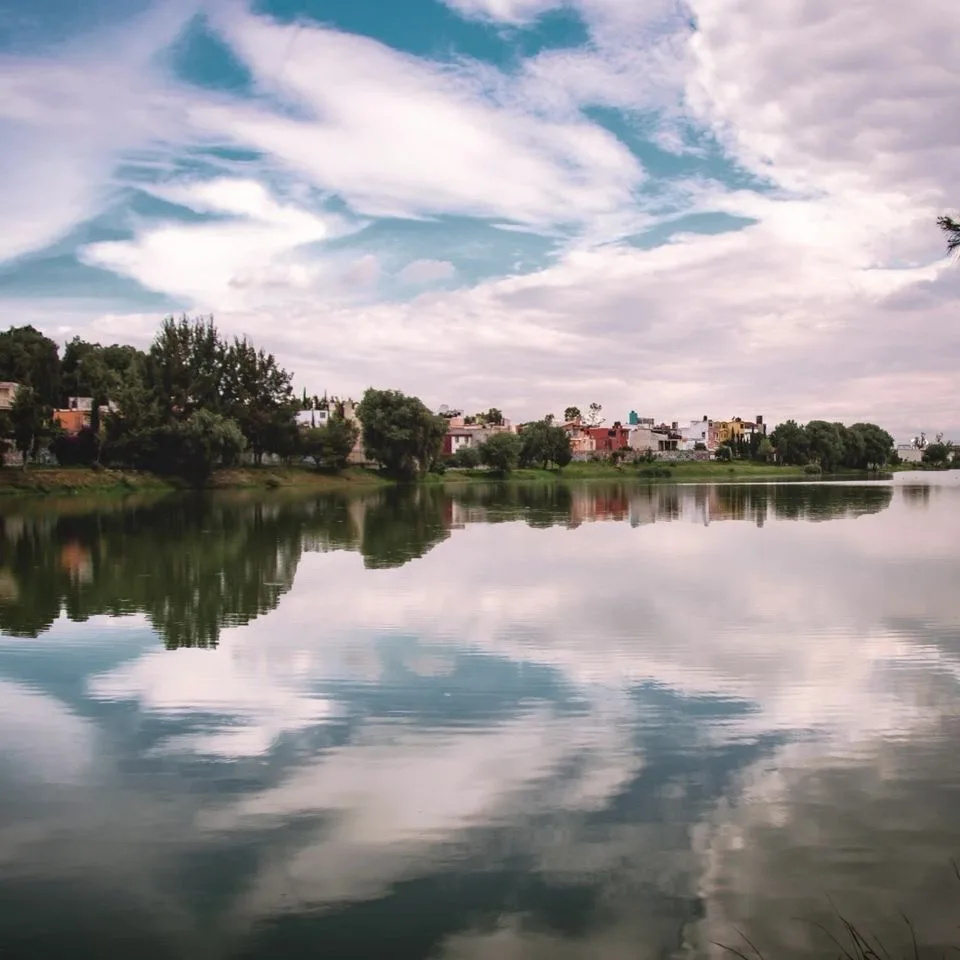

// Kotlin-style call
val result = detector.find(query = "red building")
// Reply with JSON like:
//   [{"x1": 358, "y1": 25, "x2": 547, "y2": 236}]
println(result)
[{"x1": 586, "y1": 422, "x2": 631, "y2": 452}]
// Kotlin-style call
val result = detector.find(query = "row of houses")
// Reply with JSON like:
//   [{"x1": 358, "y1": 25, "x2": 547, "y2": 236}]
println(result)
[{"x1": 436, "y1": 406, "x2": 768, "y2": 458}]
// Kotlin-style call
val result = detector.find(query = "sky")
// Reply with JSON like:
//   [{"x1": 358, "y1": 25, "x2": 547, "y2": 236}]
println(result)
[{"x1": 0, "y1": 0, "x2": 958, "y2": 437}]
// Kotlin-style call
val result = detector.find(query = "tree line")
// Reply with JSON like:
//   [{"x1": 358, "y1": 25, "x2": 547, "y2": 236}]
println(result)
[
  {"x1": 0, "y1": 319, "x2": 575, "y2": 482},
  {"x1": 0, "y1": 318, "x2": 366, "y2": 480},
  {"x1": 0, "y1": 319, "x2": 915, "y2": 482},
  {"x1": 767, "y1": 420, "x2": 895, "y2": 471}
]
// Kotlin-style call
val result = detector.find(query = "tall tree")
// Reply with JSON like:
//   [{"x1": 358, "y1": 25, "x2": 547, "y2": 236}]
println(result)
[
  {"x1": 519, "y1": 419, "x2": 572, "y2": 469},
  {"x1": 302, "y1": 415, "x2": 360, "y2": 471},
  {"x1": 150, "y1": 315, "x2": 226, "y2": 420},
  {"x1": 564, "y1": 406, "x2": 582, "y2": 422},
  {"x1": 61, "y1": 337, "x2": 144, "y2": 404},
  {"x1": 9, "y1": 385, "x2": 52, "y2": 469},
  {"x1": 847, "y1": 423, "x2": 894, "y2": 469},
  {"x1": 222, "y1": 336, "x2": 296, "y2": 463},
  {"x1": 356, "y1": 388, "x2": 447, "y2": 479},
  {"x1": 173, "y1": 410, "x2": 247, "y2": 483},
  {"x1": 804, "y1": 420, "x2": 845, "y2": 472},
  {"x1": 478, "y1": 431, "x2": 522, "y2": 474},
  {"x1": 769, "y1": 419, "x2": 809, "y2": 465},
  {"x1": 0, "y1": 326, "x2": 61, "y2": 407}
]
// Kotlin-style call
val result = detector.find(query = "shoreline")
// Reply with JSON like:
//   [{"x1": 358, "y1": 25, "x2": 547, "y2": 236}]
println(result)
[{"x1": 0, "y1": 462, "x2": 898, "y2": 498}]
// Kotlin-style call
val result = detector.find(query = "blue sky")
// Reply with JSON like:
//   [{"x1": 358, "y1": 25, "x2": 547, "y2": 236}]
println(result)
[{"x1": 0, "y1": 0, "x2": 958, "y2": 434}]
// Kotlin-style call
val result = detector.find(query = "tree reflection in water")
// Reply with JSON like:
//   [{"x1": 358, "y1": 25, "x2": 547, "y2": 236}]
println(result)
[{"x1": 0, "y1": 482, "x2": 892, "y2": 648}]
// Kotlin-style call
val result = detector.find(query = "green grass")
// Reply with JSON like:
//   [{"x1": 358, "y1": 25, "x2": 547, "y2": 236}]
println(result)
[
  {"x1": 207, "y1": 465, "x2": 388, "y2": 490},
  {"x1": 0, "y1": 459, "x2": 889, "y2": 498},
  {"x1": 0, "y1": 464, "x2": 388, "y2": 498},
  {"x1": 439, "y1": 461, "x2": 850, "y2": 485},
  {"x1": 0, "y1": 466, "x2": 177, "y2": 497}
]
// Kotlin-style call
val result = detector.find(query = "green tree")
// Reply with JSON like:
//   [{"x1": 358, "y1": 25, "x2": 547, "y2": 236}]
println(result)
[
  {"x1": 564, "y1": 406, "x2": 581, "y2": 422},
  {"x1": 0, "y1": 325, "x2": 61, "y2": 407},
  {"x1": 450, "y1": 446, "x2": 481, "y2": 468},
  {"x1": 150, "y1": 314, "x2": 227, "y2": 420},
  {"x1": 804, "y1": 420, "x2": 845, "y2": 472},
  {"x1": 835, "y1": 422, "x2": 863, "y2": 471},
  {"x1": 484, "y1": 407, "x2": 504, "y2": 426},
  {"x1": 756, "y1": 436, "x2": 774, "y2": 462},
  {"x1": 847, "y1": 423, "x2": 894, "y2": 469},
  {"x1": 302, "y1": 415, "x2": 360, "y2": 471},
  {"x1": 553, "y1": 430, "x2": 573, "y2": 467},
  {"x1": 586, "y1": 402, "x2": 604, "y2": 427},
  {"x1": 60, "y1": 338, "x2": 142, "y2": 404},
  {"x1": 921, "y1": 442, "x2": 952, "y2": 467},
  {"x1": 479, "y1": 431, "x2": 522, "y2": 474},
  {"x1": 100, "y1": 317, "x2": 296, "y2": 477},
  {"x1": 9, "y1": 385, "x2": 52, "y2": 468},
  {"x1": 0, "y1": 411, "x2": 11, "y2": 462},
  {"x1": 173, "y1": 410, "x2": 246, "y2": 483},
  {"x1": 519, "y1": 419, "x2": 572, "y2": 469},
  {"x1": 769, "y1": 419, "x2": 809, "y2": 465},
  {"x1": 51, "y1": 427, "x2": 99, "y2": 466},
  {"x1": 356, "y1": 388, "x2": 448, "y2": 479},
  {"x1": 222, "y1": 336, "x2": 296, "y2": 462}
]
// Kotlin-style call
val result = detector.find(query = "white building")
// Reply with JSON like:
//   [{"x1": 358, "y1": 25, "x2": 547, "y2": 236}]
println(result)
[
  {"x1": 678, "y1": 417, "x2": 712, "y2": 451},
  {"x1": 296, "y1": 409, "x2": 331, "y2": 429},
  {"x1": 896, "y1": 444, "x2": 923, "y2": 464}
]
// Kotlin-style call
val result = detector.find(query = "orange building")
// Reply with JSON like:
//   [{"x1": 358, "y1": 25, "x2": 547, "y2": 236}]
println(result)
[{"x1": 53, "y1": 409, "x2": 89, "y2": 435}]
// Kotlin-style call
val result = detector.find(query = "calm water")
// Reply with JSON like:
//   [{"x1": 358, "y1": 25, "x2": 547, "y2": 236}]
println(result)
[{"x1": 1, "y1": 477, "x2": 960, "y2": 959}]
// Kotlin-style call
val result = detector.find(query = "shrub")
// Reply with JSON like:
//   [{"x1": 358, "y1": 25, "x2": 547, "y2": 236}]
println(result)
[
  {"x1": 479, "y1": 431, "x2": 522, "y2": 474},
  {"x1": 450, "y1": 446, "x2": 481, "y2": 469},
  {"x1": 804, "y1": 462, "x2": 823, "y2": 475}
]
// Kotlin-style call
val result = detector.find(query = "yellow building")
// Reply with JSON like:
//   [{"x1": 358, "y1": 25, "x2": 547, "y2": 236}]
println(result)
[{"x1": 716, "y1": 416, "x2": 765, "y2": 445}]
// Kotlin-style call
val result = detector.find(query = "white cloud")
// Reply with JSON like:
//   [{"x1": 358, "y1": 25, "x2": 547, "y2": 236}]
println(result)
[
  {"x1": 0, "y1": 679, "x2": 96, "y2": 783},
  {"x1": 87, "y1": 487, "x2": 957, "y2": 774},
  {"x1": 397, "y1": 259, "x2": 456, "y2": 284},
  {"x1": 440, "y1": 0, "x2": 561, "y2": 24},
  {"x1": 195, "y1": 706, "x2": 638, "y2": 920},
  {"x1": 87, "y1": 645, "x2": 336, "y2": 758},
  {"x1": 0, "y1": 1, "x2": 202, "y2": 263},
  {"x1": 191, "y1": 9, "x2": 645, "y2": 234},
  {"x1": 79, "y1": 178, "x2": 353, "y2": 310}
]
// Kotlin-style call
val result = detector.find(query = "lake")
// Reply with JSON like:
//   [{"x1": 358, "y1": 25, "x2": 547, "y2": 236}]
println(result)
[{"x1": 1, "y1": 477, "x2": 959, "y2": 959}]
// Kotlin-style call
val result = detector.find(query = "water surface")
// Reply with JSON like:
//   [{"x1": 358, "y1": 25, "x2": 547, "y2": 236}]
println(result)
[{"x1": 1, "y1": 478, "x2": 959, "y2": 959}]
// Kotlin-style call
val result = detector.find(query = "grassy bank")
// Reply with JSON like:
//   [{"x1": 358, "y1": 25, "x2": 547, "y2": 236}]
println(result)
[
  {"x1": 0, "y1": 460, "x2": 882, "y2": 498},
  {"x1": 205, "y1": 465, "x2": 388, "y2": 491},
  {"x1": 0, "y1": 466, "x2": 177, "y2": 497},
  {"x1": 0, "y1": 465, "x2": 387, "y2": 498},
  {"x1": 439, "y1": 461, "x2": 847, "y2": 484}
]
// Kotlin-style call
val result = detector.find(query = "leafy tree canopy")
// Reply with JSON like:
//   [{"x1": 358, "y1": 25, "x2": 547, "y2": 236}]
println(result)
[
  {"x1": 0, "y1": 326, "x2": 61, "y2": 407},
  {"x1": 519, "y1": 419, "x2": 572, "y2": 469},
  {"x1": 478, "y1": 431, "x2": 522, "y2": 474},
  {"x1": 302, "y1": 415, "x2": 360, "y2": 471},
  {"x1": 356, "y1": 388, "x2": 447, "y2": 479}
]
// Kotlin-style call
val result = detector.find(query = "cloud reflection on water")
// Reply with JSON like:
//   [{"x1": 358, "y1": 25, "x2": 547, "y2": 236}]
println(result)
[{"x1": 0, "y1": 480, "x2": 959, "y2": 958}]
